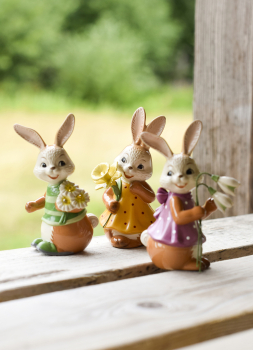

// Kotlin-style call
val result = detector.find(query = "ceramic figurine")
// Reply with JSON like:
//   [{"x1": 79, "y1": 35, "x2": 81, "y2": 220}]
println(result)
[
  {"x1": 92, "y1": 107, "x2": 166, "y2": 249},
  {"x1": 14, "y1": 114, "x2": 98, "y2": 255},
  {"x1": 140, "y1": 120, "x2": 219, "y2": 270}
]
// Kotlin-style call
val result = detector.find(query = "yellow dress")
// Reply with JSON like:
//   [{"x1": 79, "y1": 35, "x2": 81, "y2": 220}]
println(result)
[{"x1": 100, "y1": 181, "x2": 155, "y2": 235}]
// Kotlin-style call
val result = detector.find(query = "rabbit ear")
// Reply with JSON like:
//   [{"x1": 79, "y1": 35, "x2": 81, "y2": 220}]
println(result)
[
  {"x1": 14, "y1": 124, "x2": 46, "y2": 150},
  {"x1": 182, "y1": 120, "x2": 203, "y2": 155},
  {"x1": 131, "y1": 107, "x2": 146, "y2": 145},
  {"x1": 55, "y1": 113, "x2": 75, "y2": 147},
  {"x1": 146, "y1": 116, "x2": 166, "y2": 136},
  {"x1": 140, "y1": 132, "x2": 173, "y2": 159}
]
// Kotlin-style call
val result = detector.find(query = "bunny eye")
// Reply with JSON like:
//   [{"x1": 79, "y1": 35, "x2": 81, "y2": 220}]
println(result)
[
  {"x1": 121, "y1": 157, "x2": 127, "y2": 163},
  {"x1": 137, "y1": 164, "x2": 144, "y2": 170},
  {"x1": 167, "y1": 171, "x2": 173, "y2": 176},
  {"x1": 58, "y1": 161, "x2": 66, "y2": 167},
  {"x1": 186, "y1": 168, "x2": 193, "y2": 175},
  {"x1": 41, "y1": 162, "x2": 47, "y2": 168}
]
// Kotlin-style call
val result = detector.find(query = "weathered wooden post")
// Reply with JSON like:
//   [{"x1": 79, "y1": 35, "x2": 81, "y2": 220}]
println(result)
[{"x1": 194, "y1": 0, "x2": 253, "y2": 218}]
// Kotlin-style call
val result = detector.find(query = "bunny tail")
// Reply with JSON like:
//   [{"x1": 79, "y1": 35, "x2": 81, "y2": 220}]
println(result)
[{"x1": 87, "y1": 213, "x2": 99, "y2": 229}]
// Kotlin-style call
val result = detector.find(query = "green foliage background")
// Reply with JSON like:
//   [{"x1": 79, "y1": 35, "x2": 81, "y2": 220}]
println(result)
[
  {"x1": 0, "y1": 1, "x2": 195, "y2": 250},
  {"x1": 0, "y1": 0, "x2": 195, "y2": 106}
]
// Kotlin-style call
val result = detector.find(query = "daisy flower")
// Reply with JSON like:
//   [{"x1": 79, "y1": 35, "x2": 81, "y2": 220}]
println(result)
[{"x1": 56, "y1": 193, "x2": 74, "y2": 212}]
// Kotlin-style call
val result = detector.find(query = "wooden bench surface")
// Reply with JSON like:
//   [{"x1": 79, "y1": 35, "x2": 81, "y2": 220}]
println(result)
[
  {"x1": 1, "y1": 214, "x2": 253, "y2": 303},
  {"x1": 181, "y1": 328, "x2": 253, "y2": 350},
  {"x1": 1, "y1": 255, "x2": 253, "y2": 350},
  {"x1": 1, "y1": 214, "x2": 253, "y2": 349}
]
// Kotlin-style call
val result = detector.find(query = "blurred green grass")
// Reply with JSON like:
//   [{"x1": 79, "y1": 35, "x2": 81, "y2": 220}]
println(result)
[
  {"x1": 0, "y1": 86, "x2": 192, "y2": 250},
  {"x1": 0, "y1": 84, "x2": 193, "y2": 114}
]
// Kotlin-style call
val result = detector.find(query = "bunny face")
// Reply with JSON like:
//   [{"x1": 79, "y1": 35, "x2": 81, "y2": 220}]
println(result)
[
  {"x1": 115, "y1": 107, "x2": 166, "y2": 183},
  {"x1": 140, "y1": 120, "x2": 203, "y2": 194},
  {"x1": 34, "y1": 146, "x2": 75, "y2": 185},
  {"x1": 14, "y1": 113, "x2": 76, "y2": 185},
  {"x1": 160, "y1": 154, "x2": 200, "y2": 194},
  {"x1": 115, "y1": 145, "x2": 152, "y2": 184}
]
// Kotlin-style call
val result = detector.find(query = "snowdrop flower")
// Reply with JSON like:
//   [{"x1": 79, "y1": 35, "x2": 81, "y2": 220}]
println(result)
[
  {"x1": 211, "y1": 176, "x2": 240, "y2": 196},
  {"x1": 208, "y1": 188, "x2": 233, "y2": 213}
]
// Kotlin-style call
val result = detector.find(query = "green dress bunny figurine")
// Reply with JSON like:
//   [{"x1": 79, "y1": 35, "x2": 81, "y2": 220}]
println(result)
[{"x1": 14, "y1": 113, "x2": 98, "y2": 255}]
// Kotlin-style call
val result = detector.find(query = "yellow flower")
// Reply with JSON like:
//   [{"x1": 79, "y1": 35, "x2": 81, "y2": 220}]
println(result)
[{"x1": 91, "y1": 162, "x2": 121, "y2": 190}]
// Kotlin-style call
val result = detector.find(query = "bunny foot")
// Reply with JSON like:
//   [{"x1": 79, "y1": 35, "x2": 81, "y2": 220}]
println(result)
[
  {"x1": 36, "y1": 241, "x2": 74, "y2": 256},
  {"x1": 31, "y1": 238, "x2": 43, "y2": 248},
  {"x1": 110, "y1": 235, "x2": 143, "y2": 249},
  {"x1": 202, "y1": 257, "x2": 210, "y2": 268},
  {"x1": 182, "y1": 258, "x2": 210, "y2": 271}
]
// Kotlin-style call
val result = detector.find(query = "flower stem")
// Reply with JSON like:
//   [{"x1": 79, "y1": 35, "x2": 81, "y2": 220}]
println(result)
[
  {"x1": 195, "y1": 172, "x2": 211, "y2": 272},
  {"x1": 196, "y1": 182, "x2": 209, "y2": 191},
  {"x1": 112, "y1": 184, "x2": 121, "y2": 201}
]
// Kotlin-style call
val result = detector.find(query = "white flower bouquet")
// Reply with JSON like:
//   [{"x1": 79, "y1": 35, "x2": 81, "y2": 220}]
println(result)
[
  {"x1": 195, "y1": 173, "x2": 240, "y2": 271},
  {"x1": 56, "y1": 180, "x2": 90, "y2": 212}
]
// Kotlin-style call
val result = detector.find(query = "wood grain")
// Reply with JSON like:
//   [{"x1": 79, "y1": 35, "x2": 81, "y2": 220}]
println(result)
[
  {"x1": 194, "y1": 0, "x2": 253, "y2": 218},
  {"x1": 1, "y1": 256, "x2": 253, "y2": 350},
  {"x1": 181, "y1": 328, "x2": 253, "y2": 350},
  {"x1": 1, "y1": 214, "x2": 253, "y2": 302}
]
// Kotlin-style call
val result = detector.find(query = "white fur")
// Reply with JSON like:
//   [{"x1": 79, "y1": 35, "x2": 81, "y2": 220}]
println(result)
[
  {"x1": 113, "y1": 107, "x2": 165, "y2": 184},
  {"x1": 140, "y1": 121, "x2": 203, "y2": 194},
  {"x1": 87, "y1": 213, "x2": 99, "y2": 228},
  {"x1": 41, "y1": 221, "x2": 53, "y2": 242},
  {"x1": 34, "y1": 146, "x2": 75, "y2": 185},
  {"x1": 115, "y1": 145, "x2": 152, "y2": 184},
  {"x1": 112, "y1": 230, "x2": 141, "y2": 240},
  {"x1": 140, "y1": 230, "x2": 150, "y2": 246},
  {"x1": 191, "y1": 244, "x2": 202, "y2": 259},
  {"x1": 160, "y1": 153, "x2": 201, "y2": 194}
]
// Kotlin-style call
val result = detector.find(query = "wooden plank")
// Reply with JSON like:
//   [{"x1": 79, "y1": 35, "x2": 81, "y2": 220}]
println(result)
[
  {"x1": 1, "y1": 214, "x2": 253, "y2": 302},
  {"x1": 181, "y1": 328, "x2": 253, "y2": 350},
  {"x1": 194, "y1": 0, "x2": 253, "y2": 218},
  {"x1": 1, "y1": 256, "x2": 253, "y2": 350}
]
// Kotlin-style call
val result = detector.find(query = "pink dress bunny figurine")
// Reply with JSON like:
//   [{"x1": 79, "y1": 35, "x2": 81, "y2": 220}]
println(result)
[
  {"x1": 14, "y1": 114, "x2": 98, "y2": 255},
  {"x1": 140, "y1": 120, "x2": 217, "y2": 270}
]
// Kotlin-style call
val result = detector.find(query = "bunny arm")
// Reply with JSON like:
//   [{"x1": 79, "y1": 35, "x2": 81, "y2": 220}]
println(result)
[
  {"x1": 202, "y1": 198, "x2": 217, "y2": 219},
  {"x1": 102, "y1": 187, "x2": 119, "y2": 214},
  {"x1": 55, "y1": 203, "x2": 84, "y2": 213},
  {"x1": 25, "y1": 194, "x2": 46, "y2": 213},
  {"x1": 130, "y1": 181, "x2": 155, "y2": 203},
  {"x1": 170, "y1": 196, "x2": 206, "y2": 225}
]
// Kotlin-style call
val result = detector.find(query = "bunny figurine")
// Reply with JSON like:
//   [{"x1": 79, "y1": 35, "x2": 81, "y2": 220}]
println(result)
[
  {"x1": 100, "y1": 107, "x2": 166, "y2": 249},
  {"x1": 14, "y1": 114, "x2": 98, "y2": 255},
  {"x1": 140, "y1": 120, "x2": 217, "y2": 270}
]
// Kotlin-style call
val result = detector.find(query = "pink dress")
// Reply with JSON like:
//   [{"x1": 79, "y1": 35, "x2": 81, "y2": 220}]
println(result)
[{"x1": 147, "y1": 188, "x2": 206, "y2": 248}]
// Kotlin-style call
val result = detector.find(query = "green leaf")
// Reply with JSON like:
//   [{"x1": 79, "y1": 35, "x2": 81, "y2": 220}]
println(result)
[
  {"x1": 112, "y1": 184, "x2": 120, "y2": 201},
  {"x1": 211, "y1": 174, "x2": 220, "y2": 183},
  {"x1": 208, "y1": 187, "x2": 216, "y2": 196}
]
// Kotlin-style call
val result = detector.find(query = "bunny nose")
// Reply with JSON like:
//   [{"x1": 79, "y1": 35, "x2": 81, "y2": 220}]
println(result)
[
  {"x1": 50, "y1": 166, "x2": 56, "y2": 170},
  {"x1": 128, "y1": 166, "x2": 133, "y2": 170}
]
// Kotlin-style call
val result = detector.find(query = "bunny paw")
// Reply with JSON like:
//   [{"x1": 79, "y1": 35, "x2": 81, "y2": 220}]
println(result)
[{"x1": 111, "y1": 235, "x2": 143, "y2": 249}]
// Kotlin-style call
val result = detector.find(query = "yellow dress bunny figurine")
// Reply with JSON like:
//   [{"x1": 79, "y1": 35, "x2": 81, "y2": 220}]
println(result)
[{"x1": 92, "y1": 107, "x2": 166, "y2": 249}]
